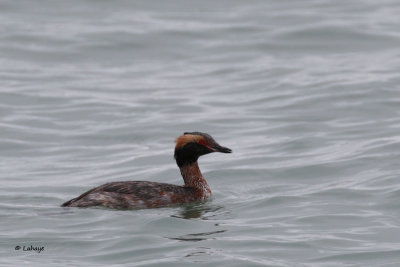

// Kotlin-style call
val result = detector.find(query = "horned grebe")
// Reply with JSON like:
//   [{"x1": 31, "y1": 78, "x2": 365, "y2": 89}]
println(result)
[{"x1": 61, "y1": 132, "x2": 231, "y2": 209}]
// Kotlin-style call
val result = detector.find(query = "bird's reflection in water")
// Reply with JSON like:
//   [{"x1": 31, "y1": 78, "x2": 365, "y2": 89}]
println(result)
[
  {"x1": 171, "y1": 202, "x2": 225, "y2": 220},
  {"x1": 169, "y1": 229, "x2": 227, "y2": 242},
  {"x1": 169, "y1": 202, "x2": 228, "y2": 242}
]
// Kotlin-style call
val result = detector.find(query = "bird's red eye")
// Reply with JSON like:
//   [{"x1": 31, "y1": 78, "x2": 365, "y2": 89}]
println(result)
[
  {"x1": 199, "y1": 139, "x2": 215, "y2": 151},
  {"x1": 198, "y1": 139, "x2": 207, "y2": 146}
]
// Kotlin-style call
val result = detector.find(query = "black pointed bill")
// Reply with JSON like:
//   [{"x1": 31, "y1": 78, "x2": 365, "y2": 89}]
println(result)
[{"x1": 212, "y1": 144, "x2": 232, "y2": 153}]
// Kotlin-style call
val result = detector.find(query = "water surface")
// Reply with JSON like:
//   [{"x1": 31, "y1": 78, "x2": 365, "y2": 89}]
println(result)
[{"x1": 1, "y1": 0, "x2": 400, "y2": 266}]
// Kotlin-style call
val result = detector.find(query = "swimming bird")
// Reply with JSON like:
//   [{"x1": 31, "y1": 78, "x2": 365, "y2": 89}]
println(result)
[{"x1": 61, "y1": 132, "x2": 232, "y2": 209}]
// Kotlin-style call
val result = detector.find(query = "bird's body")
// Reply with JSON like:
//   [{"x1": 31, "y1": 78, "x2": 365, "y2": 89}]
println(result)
[
  {"x1": 61, "y1": 132, "x2": 231, "y2": 209},
  {"x1": 61, "y1": 181, "x2": 202, "y2": 209}
]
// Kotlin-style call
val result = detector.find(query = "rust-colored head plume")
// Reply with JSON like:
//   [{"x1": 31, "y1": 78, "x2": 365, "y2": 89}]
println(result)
[{"x1": 175, "y1": 133, "x2": 205, "y2": 150}]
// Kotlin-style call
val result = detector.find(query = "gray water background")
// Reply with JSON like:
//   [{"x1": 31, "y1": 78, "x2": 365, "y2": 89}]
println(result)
[{"x1": 1, "y1": 0, "x2": 400, "y2": 266}]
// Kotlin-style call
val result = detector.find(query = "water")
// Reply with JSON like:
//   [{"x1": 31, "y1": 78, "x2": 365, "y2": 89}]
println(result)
[{"x1": 1, "y1": 0, "x2": 400, "y2": 266}]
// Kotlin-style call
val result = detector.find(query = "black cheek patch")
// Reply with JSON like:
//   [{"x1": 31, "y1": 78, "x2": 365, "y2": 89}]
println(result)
[{"x1": 174, "y1": 142, "x2": 211, "y2": 167}]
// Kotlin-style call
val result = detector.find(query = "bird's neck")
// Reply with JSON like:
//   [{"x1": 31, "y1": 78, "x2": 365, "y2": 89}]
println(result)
[{"x1": 179, "y1": 162, "x2": 211, "y2": 195}]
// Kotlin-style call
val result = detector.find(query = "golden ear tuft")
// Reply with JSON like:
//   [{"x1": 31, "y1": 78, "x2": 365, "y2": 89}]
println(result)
[{"x1": 175, "y1": 134, "x2": 205, "y2": 150}]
